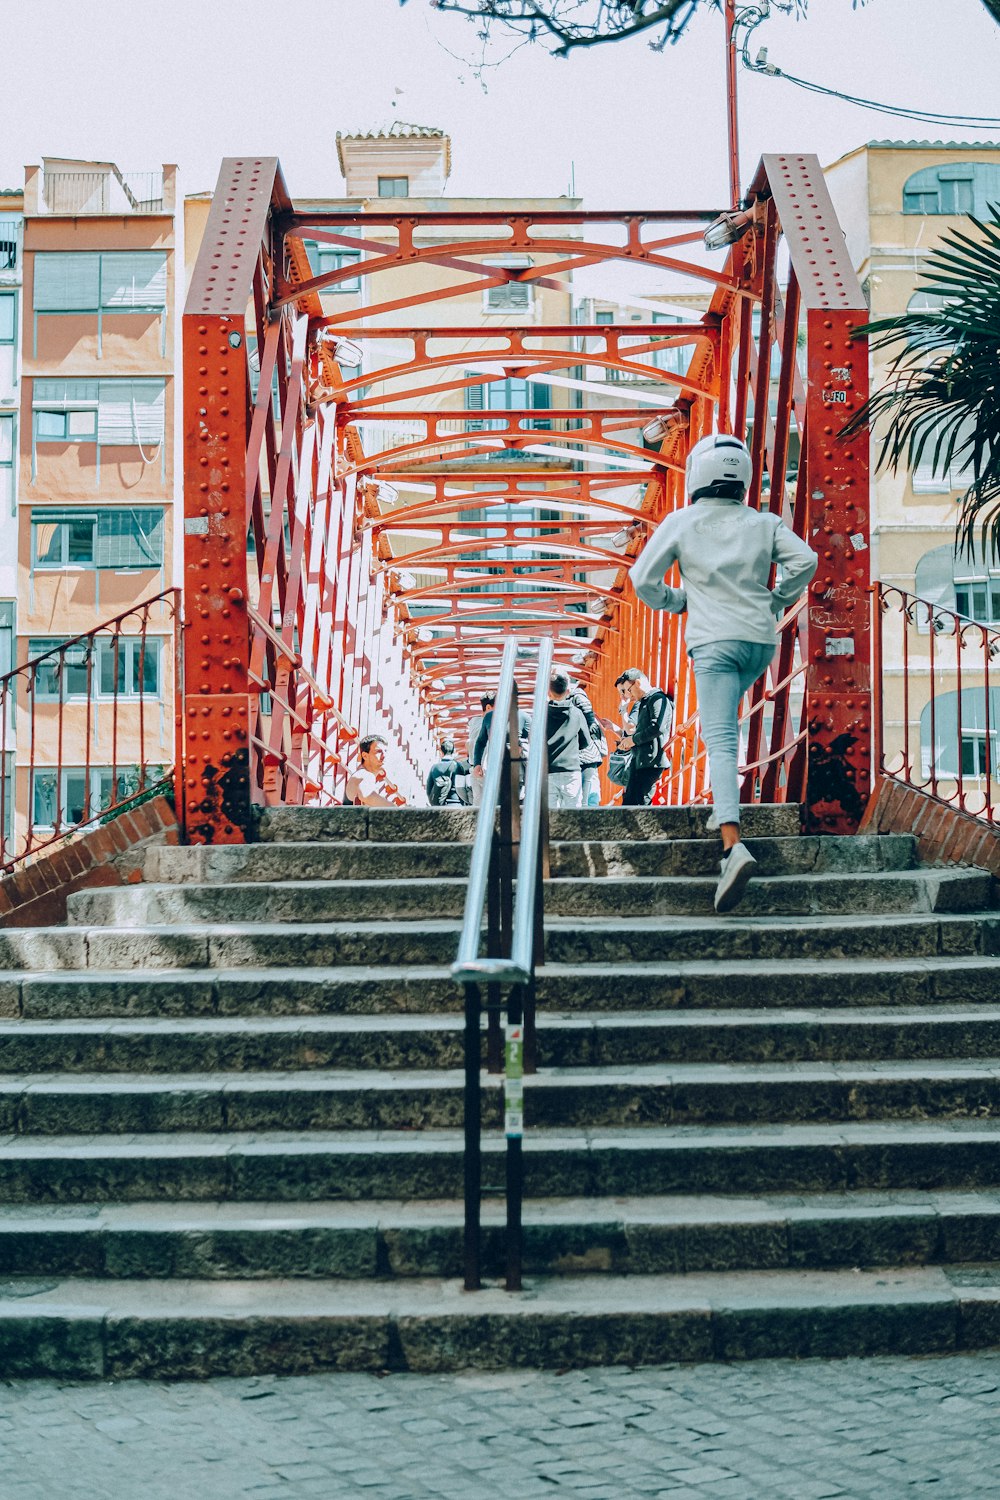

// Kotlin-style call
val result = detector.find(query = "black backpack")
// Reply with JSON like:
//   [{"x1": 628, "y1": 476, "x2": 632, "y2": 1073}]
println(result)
[{"x1": 428, "y1": 758, "x2": 463, "y2": 806}]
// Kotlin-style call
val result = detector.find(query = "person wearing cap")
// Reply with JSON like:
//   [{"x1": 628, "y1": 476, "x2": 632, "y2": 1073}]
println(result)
[{"x1": 629, "y1": 433, "x2": 817, "y2": 913}]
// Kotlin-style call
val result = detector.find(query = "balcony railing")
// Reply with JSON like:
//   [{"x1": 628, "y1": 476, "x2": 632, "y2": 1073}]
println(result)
[
  {"x1": 0, "y1": 216, "x2": 22, "y2": 273},
  {"x1": 873, "y1": 583, "x2": 999, "y2": 827},
  {"x1": 41, "y1": 170, "x2": 164, "y2": 216}
]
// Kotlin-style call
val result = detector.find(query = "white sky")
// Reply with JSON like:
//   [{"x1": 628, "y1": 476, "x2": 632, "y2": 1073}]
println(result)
[{"x1": 2, "y1": 0, "x2": 998, "y2": 207}]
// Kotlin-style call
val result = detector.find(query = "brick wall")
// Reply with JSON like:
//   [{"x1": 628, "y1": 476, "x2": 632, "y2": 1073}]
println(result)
[
  {"x1": 860, "y1": 778, "x2": 1000, "y2": 878},
  {"x1": 0, "y1": 795, "x2": 179, "y2": 928}
]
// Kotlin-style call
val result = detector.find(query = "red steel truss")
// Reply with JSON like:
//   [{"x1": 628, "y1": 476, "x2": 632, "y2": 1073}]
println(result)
[{"x1": 181, "y1": 153, "x2": 870, "y2": 842}]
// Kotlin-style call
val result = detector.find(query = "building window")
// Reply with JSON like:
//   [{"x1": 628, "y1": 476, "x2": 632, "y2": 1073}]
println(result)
[
  {"x1": 32, "y1": 765, "x2": 165, "y2": 831},
  {"x1": 911, "y1": 417, "x2": 975, "y2": 494},
  {"x1": 0, "y1": 415, "x2": 14, "y2": 515},
  {"x1": 32, "y1": 378, "x2": 165, "y2": 448},
  {"x1": 377, "y1": 177, "x2": 409, "y2": 198},
  {"x1": 961, "y1": 734, "x2": 995, "y2": 778},
  {"x1": 302, "y1": 243, "x2": 362, "y2": 292},
  {"x1": 465, "y1": 373, "x2": 551, "y2": 432},
  {"x1": 0, "y1": 291, "x2": 16, "y2": 399},
  {"x1": 920, "y1": 688, "x2": 1000, "y2": 779},
  {"x1": 595, "y1": 311, "x2": 615, "y2": 324},
  {"x1": 32, "y1": 252, "x2": 168, "y2": 358},
  {"x1": 483, "y1": 258, "x2": 534, "y2": 314},
  {"x1": 28, "y1": 636, "x2": 161, "y2": 700},
  {"x1": 954, "y1": 577, "x2": 1000, "y2": 626},
  {"x1": 31, "y1": 508, "x2": 164, "y2": 571},
  {"x1": 914, "y1": 541, "x2": 1000, "y2": 630},
  {"x1": 902, "y1": 162, "x2": 1000, "y2": 217},
  {"x1": 33, "y1": 252, "x2": 168, "y2": 314},
  {"x1": 0, "y1": 215, "x2": 21, "y2": 272}
]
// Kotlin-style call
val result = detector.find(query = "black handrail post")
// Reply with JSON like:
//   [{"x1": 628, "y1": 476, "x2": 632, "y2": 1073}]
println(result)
[
  {"x1": 451, "y1": 635, "x2": 553, "y2": 1296},
  {"x1": 524, "y1": 737, "x2": 548, "y2": 1076},
  {"x1": 463, "y1": 979, "x2": 482, "y2": 1291},
  {"x1": 504, "y1": 982, "x2": 525, "y2": 1293},
  {"x1": 486, "y1": 839, "x2": 503, "y2": 1075}
]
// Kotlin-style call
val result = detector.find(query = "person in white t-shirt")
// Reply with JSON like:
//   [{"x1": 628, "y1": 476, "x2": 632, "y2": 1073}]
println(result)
[{"x1": 346, "y1": 735, "x2": 396, "y2": 808}]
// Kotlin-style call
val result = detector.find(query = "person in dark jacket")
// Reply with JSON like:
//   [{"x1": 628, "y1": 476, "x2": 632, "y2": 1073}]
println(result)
[
  {"x1": 472, "y1": 696, "x2": 532, "y2": 790},
  {"x1": 546, "y1": 670, "x2": 592, "y2": 809},
  {"x1": 425, "y1": 738, "x2": 469, "y2": 806},
  {"x1": 614, "y1": 668, "x2": 673, "y2": 806}
]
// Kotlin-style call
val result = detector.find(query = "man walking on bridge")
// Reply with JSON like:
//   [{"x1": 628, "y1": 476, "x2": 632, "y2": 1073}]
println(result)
[{"x1": 630, "y1": 433, "x2": 817, "y2": 913}]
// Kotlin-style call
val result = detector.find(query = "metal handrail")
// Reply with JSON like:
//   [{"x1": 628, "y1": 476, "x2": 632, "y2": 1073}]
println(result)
[
  {"x1": 452, "y1": 638, "x2": 519, "y2": 983},
  {"x1": 451, "y1": 633, "x2": 553, "y2": 1295}
]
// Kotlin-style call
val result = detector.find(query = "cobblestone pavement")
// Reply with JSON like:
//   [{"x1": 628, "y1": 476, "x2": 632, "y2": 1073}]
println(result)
[{"x1": 1, "y1": 1352, "x2": 1000, "y2": 1499}]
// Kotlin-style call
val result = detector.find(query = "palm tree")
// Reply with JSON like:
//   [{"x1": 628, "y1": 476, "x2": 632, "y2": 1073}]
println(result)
[{"x1": 844, "y1": 207, "x2": 1000, "y2": 558}]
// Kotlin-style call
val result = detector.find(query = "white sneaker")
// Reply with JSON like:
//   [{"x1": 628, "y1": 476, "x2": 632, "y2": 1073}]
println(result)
[
  {"x1": 706, "y1": 808, "x2": 720, "y2": 832},
  {"x1": 714, "y1": 843, "x2": 756, "y2": 913}
]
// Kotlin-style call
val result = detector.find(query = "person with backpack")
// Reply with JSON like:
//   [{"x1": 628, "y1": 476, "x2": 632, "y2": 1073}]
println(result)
[
  {"x1": 613, "y1": 668, "x2": 673, "y2": 807},
  {"x1": 567, "y1": 679, "x2": 608, "y2": 807},
  {"x1": 425, "y1": 738, "x2": 469, "y2": 807},
  {"x1": 629, "y1": 431, "x2": 818, "y2": 913}
]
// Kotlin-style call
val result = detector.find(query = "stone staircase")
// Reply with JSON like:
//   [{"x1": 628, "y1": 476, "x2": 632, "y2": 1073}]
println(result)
[{"x1": 0, "y1": 804, "x2": 998, "y2": 1378}]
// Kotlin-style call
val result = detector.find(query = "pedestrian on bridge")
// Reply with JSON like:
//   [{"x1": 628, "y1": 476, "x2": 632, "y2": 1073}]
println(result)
[
  {"x1": 629, "y1": 432, "x2": 818, "y2": 913},
  {"x1": 613, "y1": 669, "x2": 673, "y2": 807},
  {"x1": 346, "y1": 735, "x2": 398, "y2": 808},
  {"x1": 546, "y1": 670, "x2": 593, "y2": 810}
]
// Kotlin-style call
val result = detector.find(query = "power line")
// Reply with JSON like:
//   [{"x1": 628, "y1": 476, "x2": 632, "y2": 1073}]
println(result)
[{"x1": 745, "y1": 54, "x2": 1000, "y2": 128}]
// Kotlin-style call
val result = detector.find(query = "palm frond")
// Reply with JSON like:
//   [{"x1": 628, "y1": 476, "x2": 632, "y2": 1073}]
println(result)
[{"x1": 844, "y1": 205, "x2": 1000, "y2": 557}]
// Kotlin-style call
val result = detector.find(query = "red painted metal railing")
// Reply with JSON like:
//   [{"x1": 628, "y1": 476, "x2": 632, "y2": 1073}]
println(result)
[
  {"x1": 0, "y1": 590, "x2": 181, "y2": 872},
  {"x1": 181, "y1": 154, "x2": 871, "y2": 842},
  {"x1": 873, "y1": 583, "x2": 998, "y2": 829}
]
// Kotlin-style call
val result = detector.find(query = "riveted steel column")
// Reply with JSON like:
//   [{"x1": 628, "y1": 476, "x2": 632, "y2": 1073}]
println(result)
[
  {"x1": 762, "y1": 154, "x2": 871, "y2": 833},
  {"x1": 802, "y1": 308, "x2": 871, "y2": 833},
  {"x1": 182, "y1": 158, "x2": 282, "y2": 843}
]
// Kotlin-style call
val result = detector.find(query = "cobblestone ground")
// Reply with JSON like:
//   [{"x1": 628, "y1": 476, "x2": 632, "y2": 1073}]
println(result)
[{"x1": 1, "y1": 1352, "x2": 999, "y2": 1499}]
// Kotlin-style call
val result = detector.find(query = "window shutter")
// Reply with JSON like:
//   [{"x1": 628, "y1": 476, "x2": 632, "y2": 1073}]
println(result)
[
  {"x1": 32, "y1": 378, "x2": 100, "y2": 410},
  {"x1": 101, "y1": 253, "x2": 168, "y2": 309},
  {"x1": 97, "y1": 380, "x2": 165, "y2": 445},
  {"x1": 33, "y1": 253, "x2": 100, "y2": 311},
  {"x1": 465, "y1": 371, "x2": 485, "y2": 431},
  {"x1": 94, "y1": 508, "x2": 164, "y2": 568},
  {"x1": 914, "y1": 545, "x2": 958, "y2": 632},
  {"x1": 487, "y1": 281, "x2": 531, "y2": 311}
]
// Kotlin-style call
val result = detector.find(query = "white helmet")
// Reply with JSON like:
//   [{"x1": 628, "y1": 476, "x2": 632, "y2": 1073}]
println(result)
[{"x1": 685, "y1": 433, "x2": 752, "y2": 502}]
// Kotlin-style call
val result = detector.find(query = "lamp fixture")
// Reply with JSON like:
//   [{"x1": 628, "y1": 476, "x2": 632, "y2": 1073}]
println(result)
[
  {"x1": 641, "y1": 410, "x2": 686, "y2": 446},
  {"x1": 318, "y1": 330, "x2": 363, "y2": 367},
  {"x1": 703, "y1": 207, "x2": 757, "y2": 252}
]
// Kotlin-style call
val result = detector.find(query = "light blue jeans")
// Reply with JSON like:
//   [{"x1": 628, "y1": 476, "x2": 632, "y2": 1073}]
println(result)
[{"x1": 690, "y1": 640, "x2": 775, "y2": 827}]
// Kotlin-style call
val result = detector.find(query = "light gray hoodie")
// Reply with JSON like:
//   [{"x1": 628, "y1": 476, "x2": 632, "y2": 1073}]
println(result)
[{"x1": 629, "y1": 497, "x2": 818, "y2": 651}]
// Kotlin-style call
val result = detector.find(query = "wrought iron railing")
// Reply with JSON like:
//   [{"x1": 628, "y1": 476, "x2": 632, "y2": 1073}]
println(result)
[
  {"x1": 873, "y1": 582, "x2": 999, "y2": 828},
  {"x1": 0, "y1": 590, "x2": 181, "y2": 872},
  {"x1": 452, "y1": 635, "x2": 552, "y2": 1294}
]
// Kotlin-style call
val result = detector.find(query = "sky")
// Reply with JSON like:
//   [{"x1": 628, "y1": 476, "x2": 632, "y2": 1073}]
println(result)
[{"x1": 2, "y1": 0, "x2": 998, "y2": 208}]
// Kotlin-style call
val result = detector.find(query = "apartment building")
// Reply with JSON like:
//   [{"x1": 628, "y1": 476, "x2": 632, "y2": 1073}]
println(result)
[
  {"x1": 826, "y1": 140, "x2": 1000, "y2": 790},
  {"x1": 11, "y1": 158, "x2": 180, "y2": 851}
]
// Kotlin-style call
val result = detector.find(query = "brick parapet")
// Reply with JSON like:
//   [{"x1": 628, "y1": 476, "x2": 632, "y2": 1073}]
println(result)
[
  {"x1": 860, "y1": 778, "x2": 1000, "y2": 878},
  {"x1": 0, "y1": 796, "x2": 179, "y2": 928}
]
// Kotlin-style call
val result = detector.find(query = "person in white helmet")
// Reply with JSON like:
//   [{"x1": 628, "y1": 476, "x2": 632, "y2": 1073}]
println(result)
[{"x1": 629, "y1": 433, "x2": 818, "y2": 913}]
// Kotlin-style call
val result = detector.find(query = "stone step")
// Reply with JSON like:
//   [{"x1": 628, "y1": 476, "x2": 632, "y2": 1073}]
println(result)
[
  {"x1": 256, "y1": 803, "x2": 802, "y2": 845},
  {"x1": 0, "y1": 1264, "x2": 997, "y2": 1377},
  {"x1": 1, "y1": 1190, "x2": 997, "y2": 1281},
  {"x1": 5, "y1": 1121, "x2": 1000, "y2": 1202},
  {"x1": 142, "y1": 834, "x2": 919, "y2": 886},
  {"x1": 550, "y1": 834, "x2": 918, "y2": 879},
  {"x1": 9, "y1": 956, "x2": 998, "y2": 1019},
  {"x1": 4, "y1": 1006, "x2": 1000, "y2": 1072},
  {"x1": 65, "y1": 867, "x2": 994, "y2": 929},
  {"x1": 7, "y1": 911, "x2": 999, "y2": 972},
  {"x1": 5, "y1": 1060, "x2": 1000, "y2": 1135}
]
